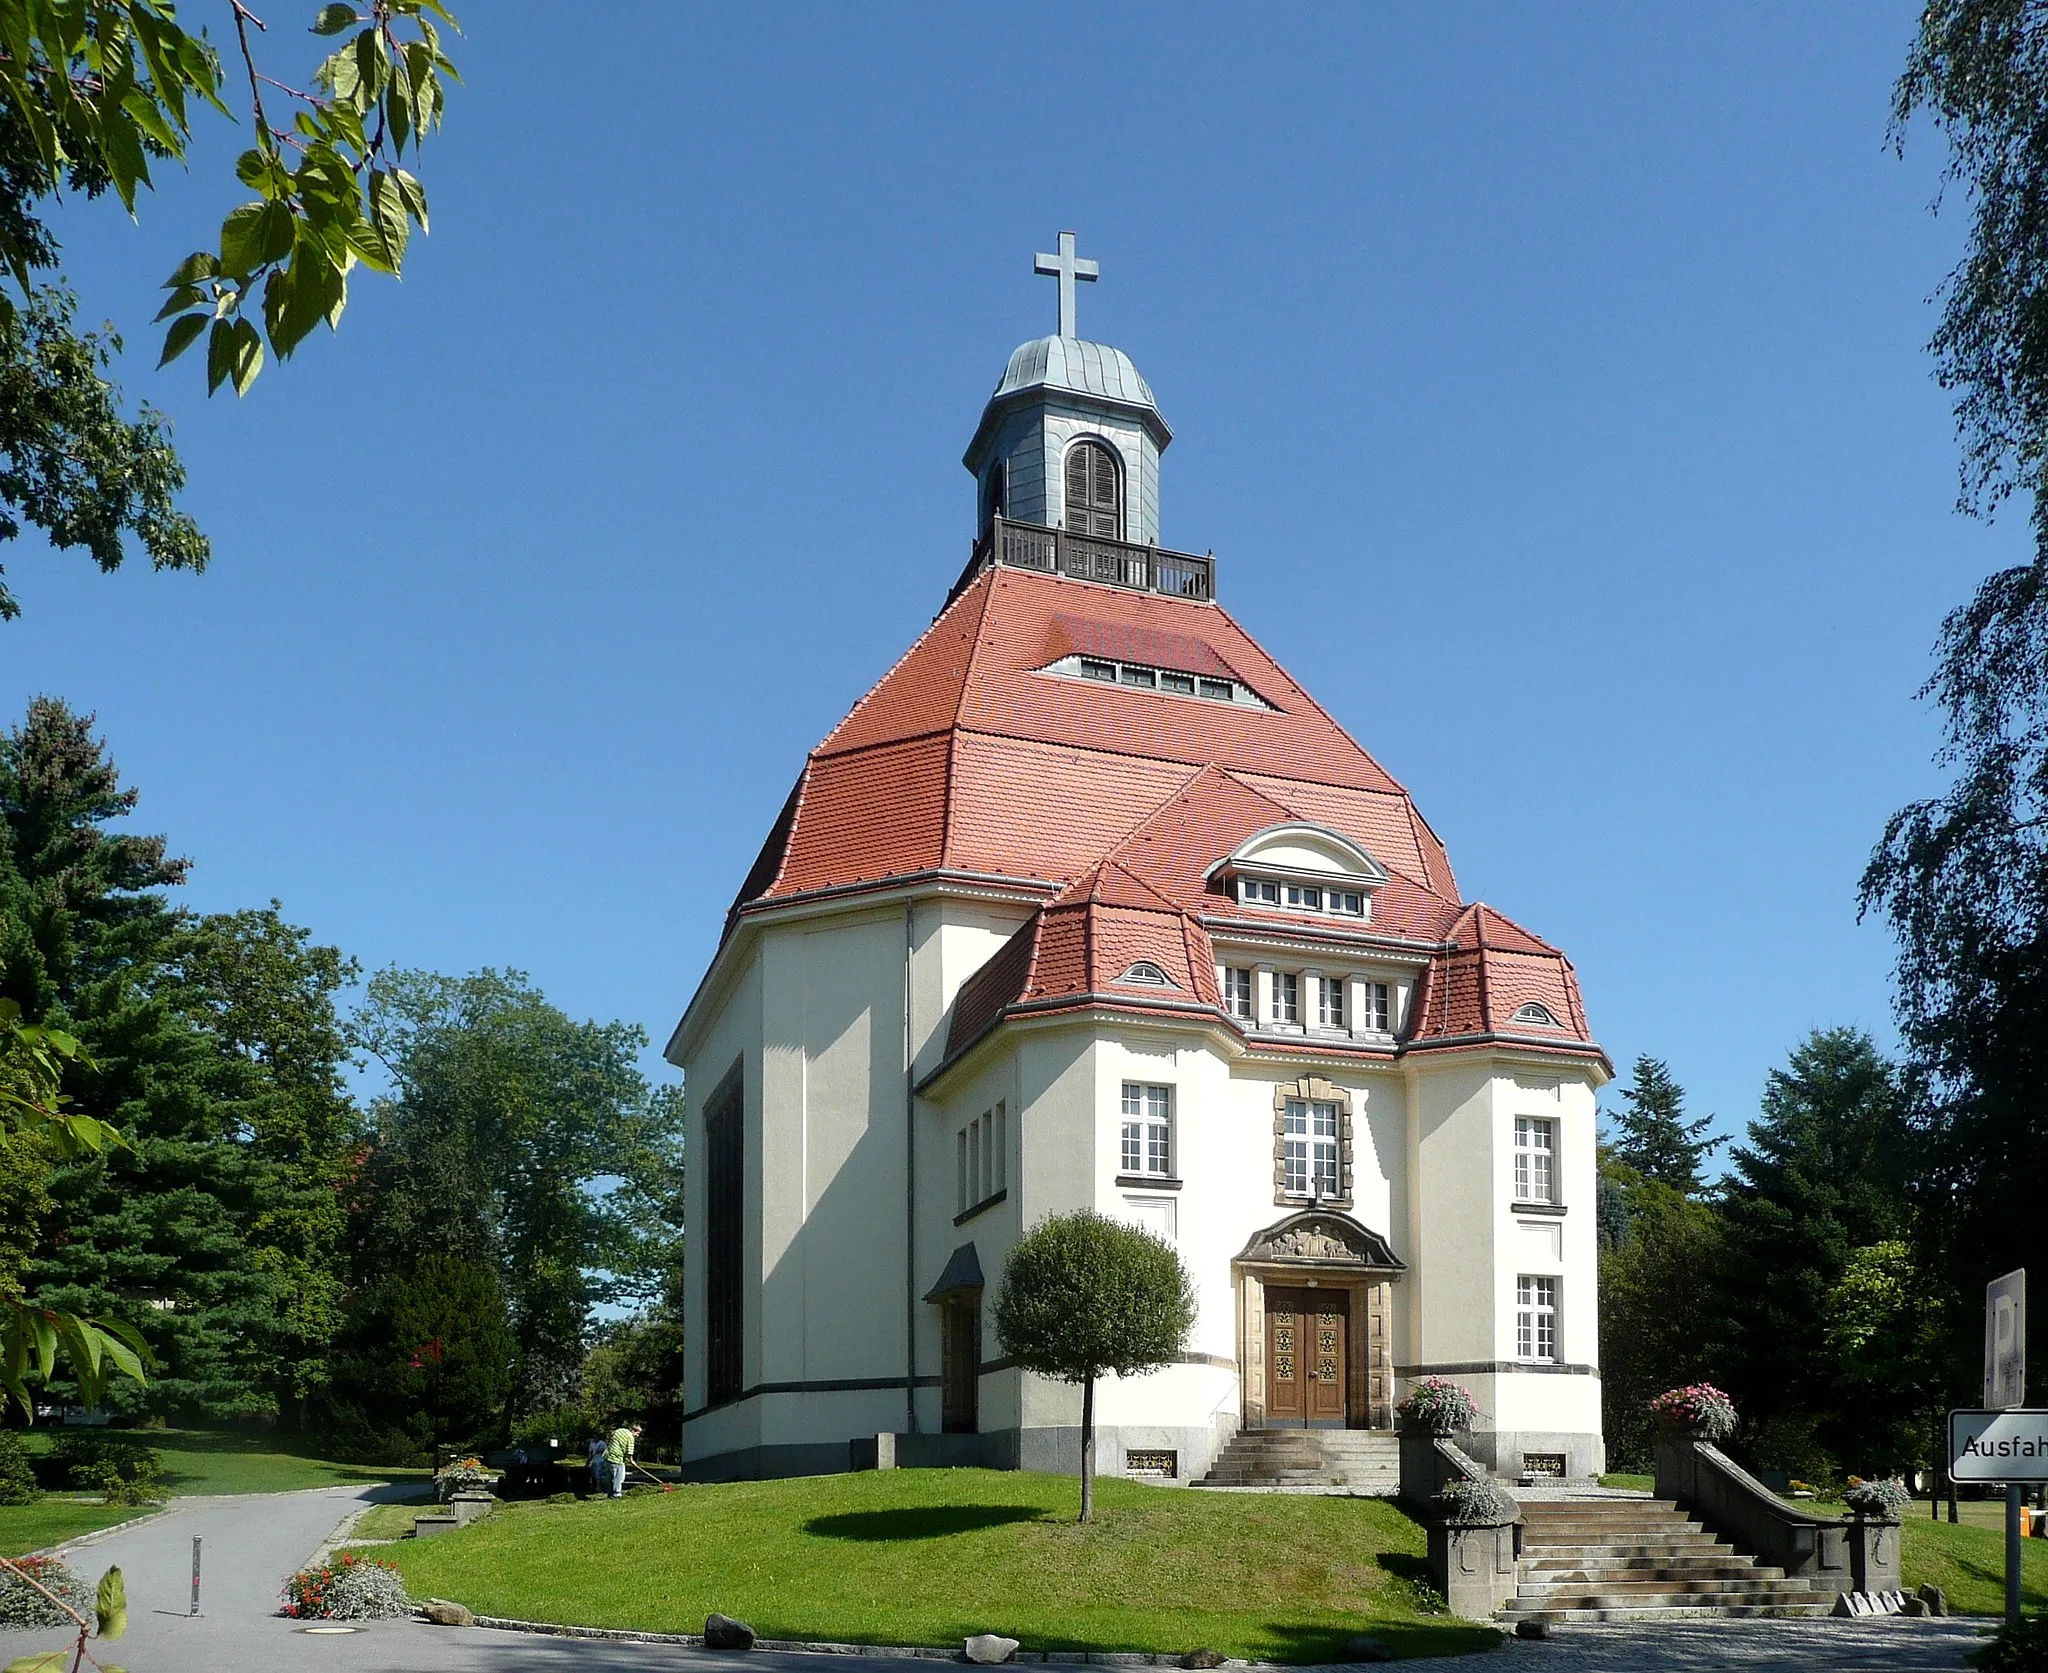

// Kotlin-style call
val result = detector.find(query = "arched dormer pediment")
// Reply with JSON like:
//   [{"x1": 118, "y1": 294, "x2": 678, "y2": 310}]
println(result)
[
  {"x1": 1208, "y1": 823, "x2": 1390, "y2": 922},
  {"x1": 1234, "y1": 1209, "x2": 1405, "y2": 1274}
]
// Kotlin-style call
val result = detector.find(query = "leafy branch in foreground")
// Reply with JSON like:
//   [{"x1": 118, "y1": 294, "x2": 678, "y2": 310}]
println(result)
[
  {"x1": 157, "y1": 0, "x2": 460, "y2": 394},
  {"x1": 0, "y1": 1000, "x2": 148, "y2": 1418}
]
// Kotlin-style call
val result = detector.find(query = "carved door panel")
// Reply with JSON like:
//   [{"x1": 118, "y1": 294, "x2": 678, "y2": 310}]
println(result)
[{"x1": 1265, "y1": 1289, "x2": 1348, "y2": 1427}]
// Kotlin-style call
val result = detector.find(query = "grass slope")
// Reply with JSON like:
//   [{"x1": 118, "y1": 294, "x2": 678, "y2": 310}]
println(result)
[
  {"x1": 1898, "y1": 1517, "x2": 2048, "y2": 1615},
  {"x1": 390, "y1": 1469, "x2": 1497, "y2": 1663},
  {"x1": 0, "y1": 1502, "x2": 149, "y2": 1556},
  {"x1": 19, "y1": 1428, "x2": 426, "y2": 1496}
]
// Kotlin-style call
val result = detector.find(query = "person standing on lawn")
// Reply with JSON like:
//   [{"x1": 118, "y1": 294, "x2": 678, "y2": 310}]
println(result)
[
  {"x1": 586, "y1": 1431, "x2": 608, "y2": 1494},
  {"x1": 604, "y1": 1422, "x2": 642, "y2": 1497}
]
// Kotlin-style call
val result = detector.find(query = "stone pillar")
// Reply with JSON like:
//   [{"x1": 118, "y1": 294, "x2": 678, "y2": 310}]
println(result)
[
  {"x1": 1427, "y1": 1521, "x2": 1521, "y2": 1619},
  {"x1": 1847, "y1": 1517, "x2": 1903, "y2": 1594}
]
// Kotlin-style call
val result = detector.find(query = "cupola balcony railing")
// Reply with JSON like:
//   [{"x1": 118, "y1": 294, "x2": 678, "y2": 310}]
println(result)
[{"x1": 972, "y1": 515, "x2": 1214, "y2": 601}]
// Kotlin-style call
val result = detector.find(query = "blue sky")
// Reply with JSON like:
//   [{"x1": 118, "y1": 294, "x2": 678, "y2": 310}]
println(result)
[{"x1": 0, "y1": 4, "x2": 2015, "y2": 1159}]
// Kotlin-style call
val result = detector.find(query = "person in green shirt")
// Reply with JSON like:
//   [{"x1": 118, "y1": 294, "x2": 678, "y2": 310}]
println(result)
[{"x1": 602, "y1": 1422, "x2": 643, "y2": 1498}]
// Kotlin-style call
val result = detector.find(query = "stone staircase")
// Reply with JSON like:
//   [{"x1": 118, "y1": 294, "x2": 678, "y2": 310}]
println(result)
[
  {"x1": 1193, "y1": 1428, "x2": 1399, "y2": 1493},
  {"x1": 1501, "y1": 1498, "x2": 1839, "y2": 1623}
]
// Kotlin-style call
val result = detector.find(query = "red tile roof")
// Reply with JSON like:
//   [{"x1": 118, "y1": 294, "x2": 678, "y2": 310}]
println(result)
[{"x1": 731, "y1": 562, "x2": 1597, "y2": 1069}]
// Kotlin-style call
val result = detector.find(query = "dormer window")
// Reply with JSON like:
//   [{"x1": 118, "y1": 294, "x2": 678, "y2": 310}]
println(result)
[
  {"x1": 1211, "y1": 823, "x2": 1391, "y2": 928},
  {"x1": 1511, "y1": 1002, "x2": 1562, "y2": 1028},
  {"x1": 1118, "y1": 961, "x2": 1173, "y2": 987},
  {"x1": 1283, "y1": 883, "x2": 1322, "y2": 912},
  {"x1": 1239, "y1": 878, "x2": 1280, "y2": 907}
]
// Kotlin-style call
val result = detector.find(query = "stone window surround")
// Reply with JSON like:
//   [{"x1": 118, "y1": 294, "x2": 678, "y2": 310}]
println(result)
[{"x1": 1271, "y1": 1073, "x2": 1355, "y2": 1208}]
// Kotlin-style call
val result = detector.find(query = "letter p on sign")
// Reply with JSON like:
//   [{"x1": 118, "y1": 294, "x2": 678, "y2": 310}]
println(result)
[{"x1": 1987, "y1": 1270, "x2": 2026, "y2": 1411}]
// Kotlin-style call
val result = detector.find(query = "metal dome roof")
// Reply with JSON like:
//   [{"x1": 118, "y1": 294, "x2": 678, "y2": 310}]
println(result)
[{"x1": 992, "y1": 335, "x2": 1160, "y2": 412}]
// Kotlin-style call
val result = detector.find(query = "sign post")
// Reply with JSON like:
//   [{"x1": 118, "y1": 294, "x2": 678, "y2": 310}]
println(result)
[{"x1": 1983, "y1": 1270, "x2": 2027, "y2": 1628}]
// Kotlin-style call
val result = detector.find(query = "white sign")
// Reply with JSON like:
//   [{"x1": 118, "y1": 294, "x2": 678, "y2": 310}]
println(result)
[
  {"x1": 1986, "y1": 1270, "x2": 2026, "y2": 1410},
  {"x1": 1949, "y1": 1409, "x2": 2048, "y2": 1483}
]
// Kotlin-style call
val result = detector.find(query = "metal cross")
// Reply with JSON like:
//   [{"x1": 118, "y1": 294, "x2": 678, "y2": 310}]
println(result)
[{"x1": 1034, "y1": 230, "x2": 1098, "y2": 339}]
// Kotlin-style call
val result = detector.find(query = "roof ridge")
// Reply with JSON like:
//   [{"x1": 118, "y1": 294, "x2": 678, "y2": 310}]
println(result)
[
  {"x1": 1474, "y1": 904, "x2": 1493, "y2": 1034},
  {"x1": 813, "y1": 568, "x2": 995, "y2": 760}
]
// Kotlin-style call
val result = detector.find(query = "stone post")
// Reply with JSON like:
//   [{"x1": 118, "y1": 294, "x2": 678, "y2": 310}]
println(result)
[
  {"x1": 1427, "y1": 1520, "x2": 1522, "y2": 1619},
  {"x1": 1846, "y1": 1516, "x2": 1903, "y2": 1595}
]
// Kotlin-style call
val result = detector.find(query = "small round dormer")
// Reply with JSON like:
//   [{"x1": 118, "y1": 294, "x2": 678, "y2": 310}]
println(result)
[
  {"x1": 1209, "y1": 823, "x2": 1393, "y2": 925},
  {"x1": 964, "y1": 232, "x2": 1171, "y2": 545}
]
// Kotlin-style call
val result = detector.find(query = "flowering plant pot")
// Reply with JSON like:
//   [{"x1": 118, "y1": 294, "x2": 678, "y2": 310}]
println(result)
[
  {"x1": 1397, "y1": 1375, "x2": 1479, "y2": 1437},
  {"x1": 1842, "y1": 1476, "x2": 1910, "y2": 1521},
  {"x1": 1647, "y1": 1382, "x2": 1736, "y2": 1442}
]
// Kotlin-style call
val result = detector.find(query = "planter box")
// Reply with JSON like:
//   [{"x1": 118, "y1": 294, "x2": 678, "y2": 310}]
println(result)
[{"x1": 1427, "y1": 1521, "x2": 1520, "y2": 1619}]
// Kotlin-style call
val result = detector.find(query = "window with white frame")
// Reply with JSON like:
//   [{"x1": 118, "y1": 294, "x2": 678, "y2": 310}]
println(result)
[
  {"x1": 1283, "y1": 882, "x2": 1323, "y2": 911},
  {"x1": 1222, "y1": 967, "x2": 1253, "y2": 1020},
  {"x1": 1317, "y1": 974, "x2": 1345, "y2": 1029},
  {"x1": 1272, "y1": 972, "x2": 1300, "y2": 1026},
  {"x1": 1514, "y1": 1116, "x2": 1557, "y2": 1203},
  {"x1": 1364, "y1": 981, "x2": 1391, "y2": 1033},
  {"x1": 957, "y1": 1101, "x2": 1006, "y2": 1213},
  {"x1": 1282, "y1": 1097, "x2": 1340, "y2": 1197},
  {"x1": 1516, "y1": 1274, "x2": 1559, "y2": 1360},
  {"x1": 1238, "y1": 877, "x2": 1279, "y2": 907},
  {"x1": 1329, "y1": 890, "x2": 1365, "y2": 917},
  {"x1": 1121, "y1": 1083, "x2": 1173, "y2": 1177}
]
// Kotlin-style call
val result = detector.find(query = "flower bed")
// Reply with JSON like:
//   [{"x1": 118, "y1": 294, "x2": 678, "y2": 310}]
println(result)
[
  {"x1": 281, "y1": 1551, "x2": 412, "y2": 1621},
  {"x1": 434, "y1": 1457, "x2": 495, "y2": 1503},
  {"x1": 0, "y1": 1556, "x2": 89, "y2": 1630},
  {"x1": 1648, "y1": 1382, "x2": 1737, "y2": 1441},
  {"x1": 1397, "y1": 1376, "x2": 1478, "y2": 1436}
]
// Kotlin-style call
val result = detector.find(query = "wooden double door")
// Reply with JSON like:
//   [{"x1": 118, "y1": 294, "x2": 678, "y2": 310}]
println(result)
[{"x1": 1265, "y1": 1287, "x2": 1347, "y2": 1427}]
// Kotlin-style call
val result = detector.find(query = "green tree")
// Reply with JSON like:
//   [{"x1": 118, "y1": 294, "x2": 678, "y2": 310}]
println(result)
[
  {"x1": 323, "y1": 1251, "x2": 511, "y2": 1461},
  {"x1": 1596, "y1": 1157, "x2": 1725, "y2": 1472},
  {"x1": 2, "y1": 698, "x2": 329, "y2": 1417},
  {"x1": 1871, "y1": 0, "x2": 2048, "y2": 1396},
  {"x1": 1603, "y1": 1056, "x2": 1719, "y2": 1195},
  {"x1": 1825, "y1": 1239, "x2": 1951, "y2": 1474},
  {"x1": 0, "y1": 0, "x2": 461, "y2": 617},
  {"x1": 1715, "y1": 1029, "x2": 1918, "y2": 1478},
  {"x1": 350, "y1": 969, "x2": 683, "y2": 1422},
  {"x1": 993, "y1": 1210, "x2": 1195, "y2": 1523}
]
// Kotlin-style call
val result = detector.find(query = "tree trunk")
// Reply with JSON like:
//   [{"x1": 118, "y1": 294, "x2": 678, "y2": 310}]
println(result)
[{"x1": 1079, "y1": 1375, "x2": 1095, "y2": 1524}]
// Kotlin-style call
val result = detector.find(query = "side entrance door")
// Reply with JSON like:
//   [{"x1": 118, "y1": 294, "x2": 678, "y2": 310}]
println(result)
[
  {"x1": 941, "y1": 1298, "x2": 980, "y2": 1433},
  {"x1": 1264, "y1": 1288, "x2": 1348, "y2": 1428}
]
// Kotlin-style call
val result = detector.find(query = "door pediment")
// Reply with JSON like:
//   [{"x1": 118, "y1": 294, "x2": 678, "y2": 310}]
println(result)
[{"x1": 1236, "y1": 1210, "x2": 1404, "y2": 1273}]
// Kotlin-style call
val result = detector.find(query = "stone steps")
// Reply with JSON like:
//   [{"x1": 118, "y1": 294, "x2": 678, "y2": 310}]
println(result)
[
  {"x1": 1192, "y1": 1429, "x2": 1398, "y2": 1491},
  {"x1": 1504, "y1": 1498, "x2": 1837, "y2": 1624}
]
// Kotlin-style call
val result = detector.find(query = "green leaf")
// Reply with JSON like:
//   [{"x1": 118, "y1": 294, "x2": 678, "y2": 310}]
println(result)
[
  {"x1": 5, "y1": 1652, "x2": 69, "y2": 1673},
  {"x1": 220, "y1": 201, "x2": 296, "y2": 276},
  {"x1": 165, "y1": 251, "x2": 220, "y2": 287},
  {"x1": 234, "y1": 148, "x2": 292, "y2": 201},
  {"x1": 392, "y1": 168, "x2": 430, "y2": 233},
  {"x1": 96, "y1": 1566, "x2": 126, "y2": 1640},
  {"x1": 153, "y1": 286, "x2": 204, "y2": 323},
  {"x1": 206, "y1": 317, "x2": 235, "y2": 394},
  {"x1": 229, "y1": 319, "x2": 265, "y2": 395},
  {"x1": 370, "y1": 170, "x2": 410, "y2": 271},
  {"x1": 312, "y1": 3, "x2": 358, "y2": 34},
  {"x1": 320, "y1": 42, "x2": 361, "y2": 104}
]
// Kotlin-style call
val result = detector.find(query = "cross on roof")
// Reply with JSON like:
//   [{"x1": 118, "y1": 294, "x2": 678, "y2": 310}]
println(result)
[{"x1": 1034, "y1": 230, "x2": 1098, "y2": 339}]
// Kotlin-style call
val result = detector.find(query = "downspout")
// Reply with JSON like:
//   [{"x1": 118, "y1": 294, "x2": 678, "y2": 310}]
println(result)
[{"x1": 904, "y1": 898, "x2": 920, "y2": 1434}]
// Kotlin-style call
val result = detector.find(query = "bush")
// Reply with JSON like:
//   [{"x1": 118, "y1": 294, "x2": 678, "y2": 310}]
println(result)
[
  {"x1": 0, "y1": 1431, "x2": 42, "y2": 1505},
  {"x1": 281, "y1": 1551, "x2": 412, "y2": 1620},
  {"x1": 1648, "y1": 1383, "x2": 1737, "y2": 1441},
  {"x1": 1434, "y1": 1475, "x2": 1518, "y2": 1527},
  {"x1": 1971, "y1": 1613, "x2": 2048, "y2": 1673},
  {"x1": 1398, "y1": 1376, "x2": 1479, "y2": 1436},
  {"x1": 51, "y1": 1435, "x2": 164, "y2": 1505},
  {"x1": 0, "y1": 1555, "x2": 89, "y2": 1629},
  {"x1": 1841, "y1": 1476, "x2": 1911, "y2": 1519}
]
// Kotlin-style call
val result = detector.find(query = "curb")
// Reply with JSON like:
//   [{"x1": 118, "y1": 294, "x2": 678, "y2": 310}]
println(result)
[
  {"x1": 27, "y1": 1502, "x2": 180, "y2": 1559},
  {"x1": 461, "y1": 1615, "x2": 1311, "y2": 1668}
]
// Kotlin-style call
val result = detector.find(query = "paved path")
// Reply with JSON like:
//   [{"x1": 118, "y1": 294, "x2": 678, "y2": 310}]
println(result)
[{"x1": 0, "y1": 1487, "x2": 1996, "y2": 1673}]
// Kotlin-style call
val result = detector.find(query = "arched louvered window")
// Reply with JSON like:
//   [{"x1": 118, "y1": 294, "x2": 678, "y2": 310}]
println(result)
[{"x1": 1064, "y1": 439, "x2": 1122, "y2": 538}]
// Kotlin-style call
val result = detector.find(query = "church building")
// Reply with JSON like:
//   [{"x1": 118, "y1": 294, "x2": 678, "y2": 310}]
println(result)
[{"x1": 668, "y1": 235, "x2": 1611, "y2": 1486}]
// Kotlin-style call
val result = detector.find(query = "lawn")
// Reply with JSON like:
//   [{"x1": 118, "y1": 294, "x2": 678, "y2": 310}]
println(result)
[
  {"x1": 19, "y1": 1428, "x2": 427, "y2": 1497},
  {"x1": 340, "y1": 1490, "x2": 436, "y2": 1542},
  {"x1": 389, "y1": 1468, "x2": 1499, "y2": 1663},
  {"x1": 1858, "y1": 1510, "x2": 2048, "y2": 1616},
  {"x1": 0, "y1": 1502, "x2": 151, "y2": 1556}
]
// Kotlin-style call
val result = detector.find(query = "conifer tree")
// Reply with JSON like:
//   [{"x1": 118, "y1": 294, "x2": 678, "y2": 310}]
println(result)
[{"x1": 1603, "y1": 1056, "x2": 1719, "y2": 1195}]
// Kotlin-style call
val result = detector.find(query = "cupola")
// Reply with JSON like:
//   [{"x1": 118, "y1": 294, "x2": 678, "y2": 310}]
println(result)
[{"x1": 963, "y1": 231, "x2": 1172, "y2": 546}]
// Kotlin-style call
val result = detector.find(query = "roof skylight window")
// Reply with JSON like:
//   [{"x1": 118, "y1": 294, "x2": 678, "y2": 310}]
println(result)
[{"x1": 1038, "y1": 653, "x2": 1272, "y2": 708}]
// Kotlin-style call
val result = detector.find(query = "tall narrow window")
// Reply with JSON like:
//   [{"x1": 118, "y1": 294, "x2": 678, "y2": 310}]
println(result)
[
  {"x1": 957, "y1": 1128, "x2": 969, "y2": 1214},
  {"x1": 1282, "y1": 1098, "x2": 1340, "y2": 1197},
  {"x1": 1273, "y1": 972, "x2": 1301, "y2": 1026},
  {"x1": 1121, "y1": 1083, "x2": 1173, "y2": 1177},
  {"x1": 705, "y1": 1064, "x2": 745, "y2": 1406},
  {"x1": 1064, "y1": 439, "x2": 1122, "y2": 538},
  {"x1": 1222, "y1": 967, "x2": 1253, "y2": 1020},
  {"x1": 1364, "y1": 981, "x2": 1391, "y2": 1033},
  {"x1": 1517, "y1": 1275, "x2": 1559, "y2": 1361},
  {"x1": 1514, "y1": 1116, "x2": 1557, "y2": 1203},
  {"x1": 1317, "y1": 975, "x2": 1345, "y2": 1029}
]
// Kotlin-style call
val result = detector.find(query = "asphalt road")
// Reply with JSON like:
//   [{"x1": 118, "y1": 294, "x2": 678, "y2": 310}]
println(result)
[{"x1": 0, "y1": 1485, "x2": 1993, "y2": 1673}]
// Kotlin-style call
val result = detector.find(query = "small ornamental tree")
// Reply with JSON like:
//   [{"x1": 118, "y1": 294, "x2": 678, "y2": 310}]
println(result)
[{"x1": 993, "y1": 1210, "x2": 1195, "y2": 1523}]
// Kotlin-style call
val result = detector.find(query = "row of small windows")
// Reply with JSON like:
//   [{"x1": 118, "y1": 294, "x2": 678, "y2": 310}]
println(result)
[
  {"x1": 1236, "y1": 876, "x2": 1367, "y2": 918},
  {"x1": 956, "y1": 1100, "x2": 1007, "y2": 1215},
  {"x1": 1040, "y1": 652, "x2": 1268, "y2": 708},
  {"x1": 1222, "y1": 967, "x2": 1392, "y2": 1034}
]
